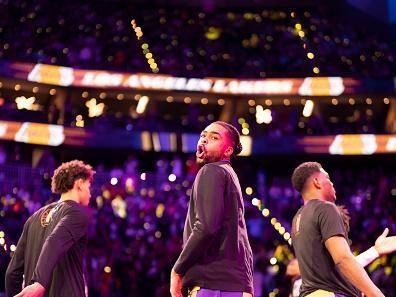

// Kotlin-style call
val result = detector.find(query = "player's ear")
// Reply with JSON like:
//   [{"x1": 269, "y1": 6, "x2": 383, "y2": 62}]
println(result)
[
  {"x1": 312, "y1": 176, "x2": 321, "y2": 189},
  {"x1": 74, "y1": 179, "x2": 83, "y2": 190},
  {"x1": 224, "y1": 146, "x2": 234, "y2": 158}
]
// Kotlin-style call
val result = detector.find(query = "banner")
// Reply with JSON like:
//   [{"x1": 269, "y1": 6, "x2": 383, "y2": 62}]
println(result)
[
  {"x1": 0, "y1": 121, "x2": 65, "y2": 146},
  {"x1": 2, "y1": 61, "x2": 394, "y2": 96}
]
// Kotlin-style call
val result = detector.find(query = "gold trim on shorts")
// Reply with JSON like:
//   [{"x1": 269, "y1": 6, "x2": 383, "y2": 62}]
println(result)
[
  {"x1": 187, "y1": 286, "x2": 253, "y2": 297},
  {"x1": 305, "y1": 289, "x2": 335, "y2": 297},
  {"x1": 188, "y1": 286, "x2": 201, "y2": 297}
]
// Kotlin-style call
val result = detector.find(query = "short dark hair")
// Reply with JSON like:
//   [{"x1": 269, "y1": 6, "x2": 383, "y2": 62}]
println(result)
[
  {"x1": 214, "y1": 121, "x2": 242, "y2": 156},
  {"x1": 51, "y1": 160, "x2": 95, "y2": 194},
  {"x1": 291, "y1": 162, "x2": 322, "y2": 193}
]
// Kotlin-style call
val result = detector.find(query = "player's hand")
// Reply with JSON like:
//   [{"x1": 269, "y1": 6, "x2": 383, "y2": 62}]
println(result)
[
  {"x1": 170, "y1": 269, "x2": 183, "y2": 297},
  {"x1": 286, "y1": 258, "x2": 301, "y2": 277},
  {"x1": 375, "y1": 228, "x2": 396, "y2": 256},
  {"x1": 13, "y1": 282, "x2": 45, "y2": 297}
]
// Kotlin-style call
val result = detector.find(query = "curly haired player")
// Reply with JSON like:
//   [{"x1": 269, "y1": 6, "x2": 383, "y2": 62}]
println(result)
[{"x1": 6, "y1": 160, "x2": 95, "y2": 297}]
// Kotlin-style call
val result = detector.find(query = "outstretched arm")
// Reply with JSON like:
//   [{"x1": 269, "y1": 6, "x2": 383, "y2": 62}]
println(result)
[
  {"x1": 356, "y1": 228, "x2": 396, "y2": 267},
  {"x1": 374, "y1": 228, "x2": 396, "y2": 255},
  {"x1": 326, "y1": 236, "x2": 384, "y2": 297}
]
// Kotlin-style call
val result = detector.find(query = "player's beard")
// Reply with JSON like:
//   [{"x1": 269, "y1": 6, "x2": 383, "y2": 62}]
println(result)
[{"x1": 196, "y1": 151, "x2": 223, "y2": 168}]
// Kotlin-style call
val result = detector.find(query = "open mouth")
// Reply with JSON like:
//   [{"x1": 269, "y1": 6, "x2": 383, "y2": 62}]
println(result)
[{"x1": 196, "y1": 145, "x2": 205, "y2": 159}]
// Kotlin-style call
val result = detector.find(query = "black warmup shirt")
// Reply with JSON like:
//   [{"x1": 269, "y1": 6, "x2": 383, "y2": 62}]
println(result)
[
  {"x1": 173, "y1": 161, "x2": 253, "y2": 295},
  {"x1": 291, "y1": 199, "x2": 360, "y2": 297},
  {"x1": 6, "y1": 200, "x2": 89, "y2": 297}
]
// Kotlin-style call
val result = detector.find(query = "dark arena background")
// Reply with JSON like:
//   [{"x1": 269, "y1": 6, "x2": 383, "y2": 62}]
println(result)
[{"x1": 1, "y1": 0, "x2": 396, "y2": 296}]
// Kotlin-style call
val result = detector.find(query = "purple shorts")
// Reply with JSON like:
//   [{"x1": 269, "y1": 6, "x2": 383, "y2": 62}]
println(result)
[{"x1": 188, "y1": 288, "x2": 251, "y2": 297}]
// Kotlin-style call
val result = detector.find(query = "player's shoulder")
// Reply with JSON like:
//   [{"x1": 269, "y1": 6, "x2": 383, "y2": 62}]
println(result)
[
  {"x1": 199, "y1": 161, "x2": 230, "y2": 176},
  {"x1": 32, "y1": 202, "x2": 58, "y2": 217},
  {"x1": 304, "y1": 199, "x2": 337, "y2": 214},
  {"x1": 319, "y1": 200, "x2": 337, "y2": 209},
  {"x1": 62, "y1": 200, "x2": 88, "y2": 215},
  {"x1": 314, "y1": 200, "x2": 340, "y2": 217},
  {"x1": 60, "y1": 201, "x2": 90, "y2": 225},
  {"x1": 25, "y1": 202, "x2": 57, "y2": 226}
]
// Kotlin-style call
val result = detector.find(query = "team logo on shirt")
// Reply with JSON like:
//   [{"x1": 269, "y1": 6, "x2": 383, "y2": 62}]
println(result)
[
  {"x1": 294, "y1": 213, "x2": 301, "y2": 235},
  {"x1": 40, "y1": 209, "x2": 51, "y2": 227},
  {"x1": 40, "y1": 203, "x2": 62, "y2": 227}
]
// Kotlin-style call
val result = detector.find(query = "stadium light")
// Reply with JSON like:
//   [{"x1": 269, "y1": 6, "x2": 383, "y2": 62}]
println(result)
[{"x1": 302, "y1": 99, "x2": 314, "y2": 117}]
